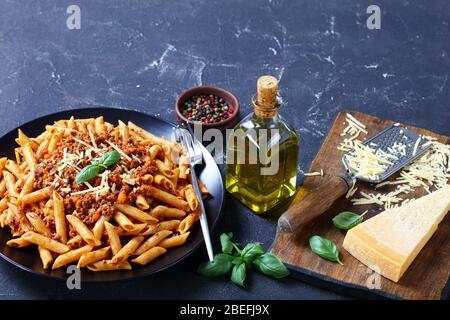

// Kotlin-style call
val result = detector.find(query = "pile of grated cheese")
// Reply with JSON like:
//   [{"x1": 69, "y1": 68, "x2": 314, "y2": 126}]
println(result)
[{"x1": 339, "y1": 113, "x2": 450, "y2": 209}]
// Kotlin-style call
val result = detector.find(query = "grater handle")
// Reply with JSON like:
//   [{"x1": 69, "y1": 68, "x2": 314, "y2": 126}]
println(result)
[{"x1": 278, "y1": 174, "x2": 352, "y2": 233}]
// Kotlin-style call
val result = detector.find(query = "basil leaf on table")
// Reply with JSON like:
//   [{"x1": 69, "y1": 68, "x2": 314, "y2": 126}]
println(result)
[
  {"x1": 241, "y1": 243, "x2": 265, "y2": 264},
  {"x1": 197, "y1": 253, "x2": 234, "y2": 276},
  {"x1": 332, "y1": 211, "x2": 367, "y2": 230},
  {"x1": 309, "y1": 235, "x2": 343, "y2": 265},
  {"x1": 220, "y1": 232, "x2": 234, "y2": 254},
  {"x1": 75, "y1": 164, "x2": 100, "y2": 185},
  {"x1": 230, "y1": 263, "x2": 246, "y2": 287},
  {"x1": 99, "y1": 150, "x2": 121, "y2": 167},
  {"x1": 253, "y1": 253, "x2": 290, "y2": 278}
]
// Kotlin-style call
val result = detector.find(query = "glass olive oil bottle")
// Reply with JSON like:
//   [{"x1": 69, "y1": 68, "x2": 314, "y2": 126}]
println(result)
[{"x1": 225, "y1": 76, "x2": 299, "y2": 214}]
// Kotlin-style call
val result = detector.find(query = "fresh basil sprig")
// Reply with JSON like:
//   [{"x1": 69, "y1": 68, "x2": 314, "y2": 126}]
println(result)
[
  {"x1": 75, "y1": 150, "x2": 121, "y2": 185},
  {"x1": 309, "y1": 235, "x2": 343, "y2": 265},
  {"x1": 332, "y1": 211, "x2": 367, "y2": 230},
  {"x1": 198, "y1": 232, "x2": 290, "y2": 287}
]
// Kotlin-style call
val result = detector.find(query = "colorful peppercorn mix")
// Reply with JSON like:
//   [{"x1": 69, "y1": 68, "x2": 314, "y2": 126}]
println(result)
[{"x1": 180, "y1": 94, "x2": 234, "y2": 124}]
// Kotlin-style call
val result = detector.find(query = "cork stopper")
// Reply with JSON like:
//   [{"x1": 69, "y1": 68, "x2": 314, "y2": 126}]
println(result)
[
  {"x1": 257, "y1": 75, "x2": 278, "y2": 108},
  {"x1": 254, "y1": 75, "x2": 279, "y2": 117}
]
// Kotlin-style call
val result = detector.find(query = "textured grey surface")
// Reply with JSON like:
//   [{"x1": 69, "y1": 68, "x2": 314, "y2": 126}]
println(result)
[{"x1": 0, "y1": 0, "x2": 448, "y2": 299}]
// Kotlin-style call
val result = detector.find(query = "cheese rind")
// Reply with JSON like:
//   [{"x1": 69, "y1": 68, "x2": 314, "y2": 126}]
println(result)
[{"x1": 343, "y1": 185, "x2": 450, "y2": 282}]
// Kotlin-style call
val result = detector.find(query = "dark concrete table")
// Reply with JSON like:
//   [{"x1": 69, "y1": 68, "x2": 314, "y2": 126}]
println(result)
[{"x1": 0, "y1": 0, "x2": 448, "y2": 299}]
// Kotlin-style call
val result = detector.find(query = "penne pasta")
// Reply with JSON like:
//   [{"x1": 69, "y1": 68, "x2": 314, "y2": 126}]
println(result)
[
  {"x1": 87, "y1": 260, "x2": 132, "y2": 272},
  {"x1": 20, "y1": 187, "x2": 51, "y2": 205},
  {"x1": 132, "y1": 246, "x2": 167, "y2": 266},
  {"x1": 38, "y1": 246, "x2": 54, "y2": 269},
  {"x1": 22, "y1": 231, "x2": 69, "y2": 254},
  {"x1": 52, "y1": 245, "x2": 93, "y2": 269},
  {"x1": 145, "y1": 186, "x2": 189, "y2": 210},
  {"x1": 22, "y1": 143, "x2": 37, "y2": 171},
  {"x1": 184, "y1": 184, "x2": 199, "y2": 211},
  {"x1": 26, "y1": 212, "x2": 51, "y2": 237},
  {"x1": 66, "y1": 215, "x2": 101, "y2": 247},
  {"x1": 134, "y1": 230, "x2": 173, "y2": 256},
  {"x1": 159, "y1": 232, "x2": 190, "y2": 249},
  {"x1": 53, "y1": 191, "x2": 68, "y2": 243},
  {"x1": 114, "y1": 204, "x2": 158, "y2": 224},
  {"x1": 110, "y1": 236, "x2": 144, "y2": 264},
  {"x1": 150, "y1": 205, "x2": 187, "y2": 219},
  {"x1": 135, "y1": 194, "x2": 150, "y2": 210},
  {"x1": 77, "y1": 246, "x2": 110, "y2": 268},
  {"x1": 104, "y1": 221, "x2": 122, "y2": 255},
  {"x1": 178, "y1": 213, "x2": 198, "y2": 234},
  {"x1": 7, "y1": 237, "x2": 32, "y2": 248}
]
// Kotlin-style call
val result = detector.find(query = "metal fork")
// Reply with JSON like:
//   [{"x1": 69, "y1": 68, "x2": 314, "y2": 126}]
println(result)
[{"x1": 174, "y1": 127, "x2": 214, "y2": 262}]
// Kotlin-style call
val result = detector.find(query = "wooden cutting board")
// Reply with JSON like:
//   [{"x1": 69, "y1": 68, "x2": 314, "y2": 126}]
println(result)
[{"x1": 271, "y1": 110, "x2": 450, "y2": 300}]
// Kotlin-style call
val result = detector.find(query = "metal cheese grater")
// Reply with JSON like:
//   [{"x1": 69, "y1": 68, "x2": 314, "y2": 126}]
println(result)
[{"x1": 278, "y1": 124, "x2": 432, "y2": 233}]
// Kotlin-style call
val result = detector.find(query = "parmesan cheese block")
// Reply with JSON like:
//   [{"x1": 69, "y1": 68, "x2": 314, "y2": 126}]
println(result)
[{"x1": 343, "y1": 185, "x2": 450, "y2": 282}]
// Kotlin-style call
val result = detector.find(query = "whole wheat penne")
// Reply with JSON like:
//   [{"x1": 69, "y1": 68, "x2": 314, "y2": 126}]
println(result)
[
  {"x1": 26, "y1": 212, "x2": 51, "y2": 237},
  {"x1": 66, "y1": 215, "x2": 101, "y2": 246},
  {"x1": 104, "y1": 221, "x2": 122, "y2": 255},
  {"x1": 52, "y1": 245, "x2": 93, "y2": 269},
  {"x1": 53, "y1": 191, "x2": 67, "y2": 243},
  {"x1": 159, "y1": 232, "x2": 190, "y2": 249},
  {"x1": 20, "y1": 187, "x2": 51, "y2": 205},
  {"x1": 77, "y1": 246, "x2": 110, "y2": 268},
  {"x1": 22, "y1": 231, "x2": 69, "y2": 254},
  {"x1": 110, "y1": 236, "x2": 144, "y2": 264},
  {"x1": 132, "y1": 246, "x2": 167, "y2": 266},
  {"x1": 114, "y1": 204, "x2": 158, "y2": 223},
  {"x1": 7, "y1": 237, "x2": 32, "y2": 248},
  {"x1": 134, "y1": 230, "x2": 173, "y2": 256},
  {"x1": 38, "y1": 246, "x2": 53, "y2": 269},
  {"x1": 87, "y1": 260, "x2": 132, "y2": 271}
]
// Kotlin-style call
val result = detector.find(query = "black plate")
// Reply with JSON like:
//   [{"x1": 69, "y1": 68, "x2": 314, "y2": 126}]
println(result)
[{"x1": 0, "y1": 107, "x2": 224, "y2": 282}]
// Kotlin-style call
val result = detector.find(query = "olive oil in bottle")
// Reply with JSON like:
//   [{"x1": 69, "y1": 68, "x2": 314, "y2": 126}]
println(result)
[{"x1": 225, "y1": 76, "x2": 299, "y2": 214}]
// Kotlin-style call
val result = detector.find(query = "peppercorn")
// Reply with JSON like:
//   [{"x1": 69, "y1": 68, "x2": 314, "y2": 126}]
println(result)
[{"x1": 181, "y1": 93, "x2": 232, "y2": 124}]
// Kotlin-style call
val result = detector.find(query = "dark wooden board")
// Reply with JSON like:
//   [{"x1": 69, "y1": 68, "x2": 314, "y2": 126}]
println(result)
[{"x1": 271, "y1": 111, "x2": 450, "y2": 300}]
